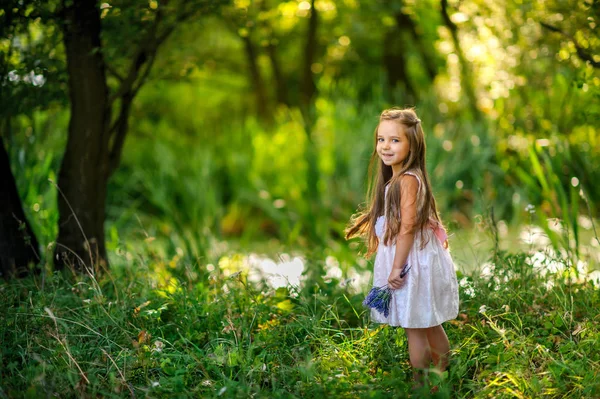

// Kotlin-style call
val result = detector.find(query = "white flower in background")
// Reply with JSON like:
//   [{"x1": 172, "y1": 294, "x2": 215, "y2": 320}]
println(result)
[
  {"x1": 525, "y1": 204, "x2": 535, "y2": 214},
  {"x1": 340, "y1": 278, "x2": 355, "y2": 288},
  {"x1": 20, "y1": 70, "x2": 46, "y2": 86},
  {"x1": 480, "y1": 262, "x2": 494, "y2": 278},
  {"x1": 459, "y1": 277, "x2": 476, "y2": 298},
  {"x1": 527, "y1": 250, "x2": 564, "y2": 275},
  {"x1": 248, "y1": 253, "x2": 305, "y2": 289},
  {"x1": 464, "y1": 286, "x2": 475, "y2": 297},
  {"x1": 577, "y1": 215, "x2": 593, "y2": 230},
  {"x1": 346, "y1": 267, "x2": 371, "y2": 293},
  {"x1": 479, "y1": 305, "x2": 487, "y2": 314},
  {"x1": 324, "y1": 255, "x2": 343, "y2": 283},
  {"x1": 152, "y1": 340, "x2": 164, "y2": 353},
  {"x1": 519, "y1": 226, "x2": 551, "y2": 246},
  {"x1": 323, "y1": 264, "x2": 343, "y2": 282},
  {"x1": 587, "y1": 270, "x2": 600, "y2": 287}
]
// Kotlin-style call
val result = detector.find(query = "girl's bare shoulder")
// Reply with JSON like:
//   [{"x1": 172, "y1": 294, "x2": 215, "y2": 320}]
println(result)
[{"x1": 399, "y1": 172, "x2": 419, "y2": 192}]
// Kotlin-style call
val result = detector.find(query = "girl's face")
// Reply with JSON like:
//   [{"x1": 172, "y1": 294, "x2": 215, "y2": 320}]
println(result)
[{"x1": 376, "y1": 120, "x2": 411, "y2": 174}]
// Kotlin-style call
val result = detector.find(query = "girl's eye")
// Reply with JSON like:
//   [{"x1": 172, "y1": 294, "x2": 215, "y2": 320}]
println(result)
[
  {"x1": 392, "y1": 139, "x2": 399, "y2": 143},
  {"x1": 377, "y1": 138, "x2": 384, "y2": 142}
]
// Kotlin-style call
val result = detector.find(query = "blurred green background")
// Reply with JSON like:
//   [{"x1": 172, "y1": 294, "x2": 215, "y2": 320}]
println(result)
[
  {"x1": 2, "y1": 0, "x2": 599, "y2": 271},
  {"x1": 3, "y1": 1, "x2": 600, "y2": 398}
]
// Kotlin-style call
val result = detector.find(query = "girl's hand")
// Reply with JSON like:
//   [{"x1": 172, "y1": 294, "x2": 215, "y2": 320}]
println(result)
[{"x1": 388, "y1": 267, "x2": 407, "y2": 289}]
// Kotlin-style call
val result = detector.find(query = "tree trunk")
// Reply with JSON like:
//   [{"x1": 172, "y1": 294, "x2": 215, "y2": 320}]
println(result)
[
  {"x1": 0, "y1": 133, "x2": 40, "y2": 278},
  {"x1": 267, "y1": 41, "x2": 288, "y2": 106},
  {"x1": 258, "y1": 0, "x2": 288, "y2": 108},
  {"x1": 241, "y1": 34, "x2": 270, "y2": 120},
  {"x1": 440, "y1": 0, "x2": 481, "y2": 120},
  {"x1": 298, "y1": 0, "x2": 325, "y2": 243},
  {"x1": 55, "y1": 0, "x2": 111, "y2": 272},
  {"x1": 301, "y1": 0, "x2": 318, "y2": 109},
  {"x1": 383, "y1": 28, "x2": 416, "y2": 103},
  {"x1": 393, "y1": 10, "x2": 438, "y2": 82}
]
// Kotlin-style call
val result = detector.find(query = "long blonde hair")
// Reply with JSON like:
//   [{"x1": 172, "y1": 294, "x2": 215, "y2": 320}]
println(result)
[{"x1": 345, "y1": 108, "x2": 443, "y2": 257}]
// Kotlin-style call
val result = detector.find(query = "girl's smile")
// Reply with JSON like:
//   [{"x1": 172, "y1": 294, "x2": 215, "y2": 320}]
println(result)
[{"x1": 376, "y1": 120, "x2": 411, "y2": 173}]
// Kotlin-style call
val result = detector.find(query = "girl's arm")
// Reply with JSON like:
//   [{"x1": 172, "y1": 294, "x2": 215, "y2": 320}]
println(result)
[{"x1": 388, "y1": 175, "x2": 418, "y2": 289}]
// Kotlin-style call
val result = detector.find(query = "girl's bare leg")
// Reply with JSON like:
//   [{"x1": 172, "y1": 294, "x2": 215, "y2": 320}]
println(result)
[
  {"x1": 426, "y1": 325, "x2": 450, "y2": 371},
  {"x1": 404, "y1": 328, "x2": 431, "y2": 386}
]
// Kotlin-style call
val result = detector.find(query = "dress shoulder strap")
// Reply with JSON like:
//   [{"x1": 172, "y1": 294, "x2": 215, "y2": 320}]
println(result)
[
  {"x1": 401, "y1": 171, "x2": 426, "y2": 219},
  {"x1": 402, "y1": 171, "x2": 422, "y2": 189}
]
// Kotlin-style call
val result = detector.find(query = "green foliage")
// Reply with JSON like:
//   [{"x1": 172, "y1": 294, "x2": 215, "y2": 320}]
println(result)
[
  {"x1": 5, "y1": 0, "x2": 600, "y2": 255},
  {"x1": 0, "y1": 1, "x2": 67, "y2": 116},
  {"x1": 7, "y1": 110, "x2": 67, "y2": 247},
  {"x1": 3, "y1": 0, "x2": 600, "y2": 395},
  {"x1": 2, "y1": 237, "x2": 600, "y2": 397}
]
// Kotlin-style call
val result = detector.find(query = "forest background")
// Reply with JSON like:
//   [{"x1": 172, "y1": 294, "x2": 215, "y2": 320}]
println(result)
[{"x1": 1, "y1": 0, "x2": 600, "y2": 398}]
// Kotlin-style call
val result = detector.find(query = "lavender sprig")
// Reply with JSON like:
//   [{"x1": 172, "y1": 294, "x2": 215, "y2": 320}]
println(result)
[
  {"x1": 363, "y1": 285, "x2": 393, "y2": 317},
  {"x1": 363, "y1": 264, "x2": 409, "y2": 318}
]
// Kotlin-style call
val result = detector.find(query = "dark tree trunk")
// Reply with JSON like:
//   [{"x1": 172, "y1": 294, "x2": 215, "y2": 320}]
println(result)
[
  {"x1": 108, "y1": 92, "x2": 134, "y2": 177},
  {"x1": 301, "y1": 0, "x2": 318, "y2": 109},
  {"x1": 53, "y1": 1, "x2": 195, "y2": 273},
  {"x1": 55, "y1": 0, "x2": 111, "y2": 272},
  {"x1": 241, "y1": 35, "x2": 270, "y2": 120},
  {"x1": 258, "y1": 0, "x2": 288, "y2": 108},
  {"x1": 383, "y1": 28, "x2": 416, "y2": 103},
  {"x1": 393, "y1": 10, "x2": 438, "y2": 82},
  {"x1": 0, "y1": 134, "x2": 40, "y2": 278},
  {"x1": 441, "y1": 0, "x2": 481, "y2": 120},
  {"x1": 267, "y1": 41, "x2": 288, "y2": 106},
  {"x1": 298, "y1": 0, "x2": 324, "y2": 243}
]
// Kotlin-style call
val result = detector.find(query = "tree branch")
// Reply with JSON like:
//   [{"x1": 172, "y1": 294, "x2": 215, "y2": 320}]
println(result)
[
  {"x1": 131, "y1": 51, "x2": 158, "y2": 97},
  {"x1": 105, "y1": 62, "x2": 124, "y2": 82},
  {"x1": 107, "y1": 93, "x2": 133, "y2": 176},
  {"x1": 107, "y1": 4, "x2": 204, "y2": 174},
  {"x1": 440, "y1": 0, "x2": 457, "y2": 33},
  {"x1": 440, "y1": 0, "x2": 481, "y2": 120},
  {"x1": 393, "y1": 9, "x2": 437, "y2": 82},
  {"x1": 108, "y1": 4, "x2": 199, "y2": 108},
  {"x1": 107, "y1": 10, "x2": 163, "y2": 106},
  {"x1": 541, "y1": 22, "x2": 600, "y2": 69}
]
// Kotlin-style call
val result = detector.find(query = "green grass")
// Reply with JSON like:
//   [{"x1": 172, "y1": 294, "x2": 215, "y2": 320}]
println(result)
[{"x1": 2, "y1": 239, "x2": 600, "y2": 398}]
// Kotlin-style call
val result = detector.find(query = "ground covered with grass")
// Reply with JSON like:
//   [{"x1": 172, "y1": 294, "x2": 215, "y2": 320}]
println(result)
[{"x1": 2, "y1": 247, "x2": 600, "y2": 398}]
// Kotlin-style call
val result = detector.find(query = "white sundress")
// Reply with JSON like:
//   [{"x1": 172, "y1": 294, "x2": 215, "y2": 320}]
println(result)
[{"x1": 371, "y1": 173, "x2": 459, "y2": 328}]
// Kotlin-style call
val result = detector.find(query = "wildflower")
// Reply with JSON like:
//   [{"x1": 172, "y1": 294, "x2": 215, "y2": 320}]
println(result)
[
  {"x1": 152, "y1": 340, "x2": 164, "y2": 353},
  {"x1": 151, "y1": 381, "x2": 159, "y2": 387},
  {"x1": 525, "y1": 204, "x2": 535, "y2": 214},
  {"x1": 479, "y1": 305, "x2": 487, "y2": 314},
  {"x1": 340, "y1": 278, "x2": 355, "y2": 287},
  {"x1": 363, "y1": 285, "x2": 393, "y2": 317}
]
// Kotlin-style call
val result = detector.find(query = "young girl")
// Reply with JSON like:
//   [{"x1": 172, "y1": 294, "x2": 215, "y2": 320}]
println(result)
[{"x1": 346, "y1": 107, "x2": 459, "y2": 386}]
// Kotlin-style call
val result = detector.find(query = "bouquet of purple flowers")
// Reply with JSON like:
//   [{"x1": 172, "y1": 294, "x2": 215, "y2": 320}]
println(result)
[
  {"x1": 363, "y1": 264, "x2": 410, "y2": 317},
  {"x1": 363, "y1": 285, "x2": 393, "y2": 317}
]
